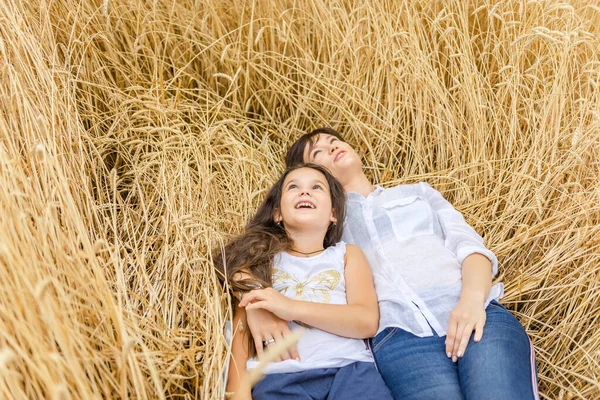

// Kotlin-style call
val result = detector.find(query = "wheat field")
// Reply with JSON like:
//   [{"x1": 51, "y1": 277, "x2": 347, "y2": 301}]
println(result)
[{"x1": 0, "y1": 0, "x2": 599, "y2": 398}]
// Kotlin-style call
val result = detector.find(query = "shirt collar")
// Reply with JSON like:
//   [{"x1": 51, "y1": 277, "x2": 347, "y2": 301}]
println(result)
[{"x1": 346, "y1": 185, "x2": 384, "y2": 202}]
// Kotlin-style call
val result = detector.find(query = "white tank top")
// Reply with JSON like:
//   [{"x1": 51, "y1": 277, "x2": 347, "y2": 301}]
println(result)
[{"x1": 246, "y1": 241, "x2": 373, "y2": 374}]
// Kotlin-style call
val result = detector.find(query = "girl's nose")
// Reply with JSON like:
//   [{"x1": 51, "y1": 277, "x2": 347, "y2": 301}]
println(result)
[{"x1": 300, "y1": 189, "x2": 311, "y2": 196}]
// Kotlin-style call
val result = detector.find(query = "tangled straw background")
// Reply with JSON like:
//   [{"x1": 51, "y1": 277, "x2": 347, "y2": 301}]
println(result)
[{"x1": 1, "y1": 0, "x2": 599, "y2": 398}]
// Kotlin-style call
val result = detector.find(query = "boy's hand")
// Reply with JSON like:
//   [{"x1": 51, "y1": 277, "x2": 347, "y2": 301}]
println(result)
[{"x1": 445, "y1": 296, "x2": 486, "y2": 362}]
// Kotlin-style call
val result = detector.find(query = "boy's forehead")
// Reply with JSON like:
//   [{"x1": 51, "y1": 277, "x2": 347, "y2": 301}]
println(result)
[
  {"x1": 304, "y1": 133, "x2": 332, "y2": 157},
  {"x1": 311, "y1": 133, "x2": 334, "y2": 146}
]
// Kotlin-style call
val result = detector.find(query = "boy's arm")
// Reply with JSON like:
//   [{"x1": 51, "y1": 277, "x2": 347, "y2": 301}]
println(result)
[
  {"x1": 227, "y1": 307, "x2": 252, "y2": 400},
  {"x1": 445, "y1": 253, "x2": 492, "y2": 361},
  {"x1": 418, "y1": 183, "x2": 495, "y2": 360}
]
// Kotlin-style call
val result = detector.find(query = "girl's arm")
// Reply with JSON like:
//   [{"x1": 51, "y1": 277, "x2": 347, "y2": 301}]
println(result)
[
  {"x1": 231, "y1": 271, "x2": 299, "y2": 360},
  {"x1": 239, "y1": 245, "x2": 379, "y2": 339},
  {"x1": 227, "y1": 307, "x2": 252, "y2": 400}
]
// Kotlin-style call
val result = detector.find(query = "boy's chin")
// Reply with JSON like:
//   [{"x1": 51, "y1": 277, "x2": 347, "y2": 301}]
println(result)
[{"x1": 332, "y1": 159, "x2": 361, "y2": 177}]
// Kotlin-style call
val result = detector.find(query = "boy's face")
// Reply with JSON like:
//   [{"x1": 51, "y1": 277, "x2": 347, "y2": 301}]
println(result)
[{"x1": 302, "y1": 134, "x2": 362, "y2": 186}]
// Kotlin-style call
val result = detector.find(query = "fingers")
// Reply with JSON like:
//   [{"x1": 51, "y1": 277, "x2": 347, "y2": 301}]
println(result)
[
  {"x1": 256, "y1": 328, "x2": 300, "y2": 363},
  {"x1": 244, "y1": 305, "x2": 299, "y2": 363},
  {"x1": 253, "y1": 335, "x2": 264, "y2": 357},
  {"x1": 265, "y1": 325, "x2": 299, "y2": 362},
  {"x1": 450, "y1": 322, "x2": 467, "y2": 362},
  {"x1": 455, "y1": 323, "x2": 474, "y2": 360},
  {"x1": 273, "y1": 331, "x2": 286, "y2": 361},
  {"x1": 239, "y1": 290, "x2": 265, "y2": 307},
  {"x1": 445, "y1": 320, "x2": 457, "y2": 359},
  {"x1": 474, "y1": 318, "x2": 485, "y2": 342},
  {"x1": 289, "y1": 343, "x2": 300, "y2": 361},
  {"x1": 446, "y1": 318, "x2": 471, "y2": 362},
  {"x1": 445, "y1": 303, "x2": 488, "y2": 362},
  {"x1": 245, "y1": 301, "x2": 268, "y2": 311},
  {"x1": 255, "y1": 333, "x2": 279, "y2": 359},
  {"x1": 282, "y1": 324, "x2": 300, "y2": 361}
]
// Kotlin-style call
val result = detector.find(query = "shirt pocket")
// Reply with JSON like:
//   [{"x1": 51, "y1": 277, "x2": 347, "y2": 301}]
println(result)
[{"x1": 379, "y1": 196, "x2": 434, "y2": 242}]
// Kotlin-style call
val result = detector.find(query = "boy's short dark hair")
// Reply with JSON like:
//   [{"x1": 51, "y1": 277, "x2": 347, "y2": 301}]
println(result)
[{"x1": 285, "y1": 127, "x2": 345, "y2": 168}]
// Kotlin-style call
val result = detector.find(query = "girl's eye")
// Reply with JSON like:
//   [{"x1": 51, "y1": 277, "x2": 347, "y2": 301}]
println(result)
[
  {"x1": 312, "y1": 150, "x2": 321, "y2": 159},
  {"x1": 313, "y1": 184, "x2": 323, "y2": 190},
  {"x1": 288, "y1": 184, "x2": 297, "y2": 189}
]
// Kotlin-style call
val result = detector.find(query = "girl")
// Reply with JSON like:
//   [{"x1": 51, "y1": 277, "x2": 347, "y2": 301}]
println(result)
[
  {"x1": 245, "y1": 128, "x2": 539, "y2": 400},
  {"x1": 215, "y1": 163, "x2": 392, "y2": 400}
]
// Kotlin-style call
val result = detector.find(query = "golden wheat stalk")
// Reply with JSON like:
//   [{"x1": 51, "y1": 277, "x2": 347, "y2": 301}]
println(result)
[{"x1": 0, "y1": 0, "x2": 599, "y2": 398}]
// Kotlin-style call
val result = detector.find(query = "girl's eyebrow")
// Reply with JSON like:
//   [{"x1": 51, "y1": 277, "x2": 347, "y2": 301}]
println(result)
[
  {"x1": 285, "y1": 178, "x2": 327, "y2": 187},
  {"x1": 311, "y1": 179, "x2": 328, "y2": 187}
]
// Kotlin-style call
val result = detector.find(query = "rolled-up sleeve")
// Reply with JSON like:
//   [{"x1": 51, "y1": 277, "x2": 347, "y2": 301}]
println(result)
[{"x1": 418, "y1": 182, "x2": 499, "y2": 276}]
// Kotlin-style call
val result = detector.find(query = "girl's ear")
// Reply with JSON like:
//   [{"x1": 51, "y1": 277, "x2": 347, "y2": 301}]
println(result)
[
  {"x1": 274, "y1": 209, "x2": 282, "y2": 223},
  {"x1": 330, "y1": 209, "x2": 337, "y2": 224}
]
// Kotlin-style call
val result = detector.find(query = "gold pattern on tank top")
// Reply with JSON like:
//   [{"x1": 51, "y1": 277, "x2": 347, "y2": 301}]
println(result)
[{"x1": 273, "y1": 268, "x2": 341, "y2": 303}]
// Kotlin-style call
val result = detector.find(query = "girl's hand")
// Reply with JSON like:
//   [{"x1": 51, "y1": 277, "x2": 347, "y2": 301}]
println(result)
[
  {"x1": 229, "y1": 383, "x2": 252, "y2": 400},
  {"x1": 230, "y1": 393, "x2": 251, "y2": 400},
  {"x1": 445, "y1": 296, "x2": 486, "y2": 362},
  {"x1": 239, "y1": 288, "x2": 297, "y2": 322},
  {"x1": 245, "y1": 307, "x2": 300, "y2": 361}
]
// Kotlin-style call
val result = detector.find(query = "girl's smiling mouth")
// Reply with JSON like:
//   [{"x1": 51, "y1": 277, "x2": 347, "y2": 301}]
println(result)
[{"x1": 295, "y1": 200, "x2": 316, "y2": 209}]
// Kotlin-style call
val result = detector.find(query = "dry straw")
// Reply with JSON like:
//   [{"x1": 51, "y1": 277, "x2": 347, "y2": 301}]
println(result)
[{"x1": 0, "y1": 0, "x2": 599, "y2": 398}]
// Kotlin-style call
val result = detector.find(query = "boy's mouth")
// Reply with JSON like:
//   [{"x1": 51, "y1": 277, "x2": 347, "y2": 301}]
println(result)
[{"x1": 334, "y1": 150, "x2": 346, "y2": 162}]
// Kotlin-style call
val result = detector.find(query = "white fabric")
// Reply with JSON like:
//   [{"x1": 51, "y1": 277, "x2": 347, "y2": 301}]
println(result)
[
  {"x1": 246, "y1": 241, "x2": 373, "y2": 374},
  {"x1": 342, "y1": 182, "x2": 504, "y2": 337}
]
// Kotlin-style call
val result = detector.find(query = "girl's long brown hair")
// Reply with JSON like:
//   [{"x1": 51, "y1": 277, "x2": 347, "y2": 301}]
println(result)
[
  {"x1": 214, "y1": 163, "x2": 346, "y2": 294},
  {"x1": 214, "y1": 163, "x2": 345, "y2": 356}
]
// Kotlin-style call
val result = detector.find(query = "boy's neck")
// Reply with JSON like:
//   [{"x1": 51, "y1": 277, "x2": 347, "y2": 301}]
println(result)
[{"x1": 343, "y1": 171, "x2": 375, "y2": 198}]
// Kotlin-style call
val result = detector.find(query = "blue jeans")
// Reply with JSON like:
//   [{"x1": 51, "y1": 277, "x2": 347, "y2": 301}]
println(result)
[
  {"x1": 252, "y1": 361, "x2": 393, "y2": 399},
  {"x1": 370, "y1": 301, "x2": 539, "y2": 400}
]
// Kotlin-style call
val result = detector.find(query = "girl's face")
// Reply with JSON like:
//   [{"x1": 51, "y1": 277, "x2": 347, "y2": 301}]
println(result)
[
  {"x1": 275, "y1": 167, "x2": 336, "y2": 231},
  {"x1": 302, "y1": 134, "x2": 362, "y2": 185}
]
